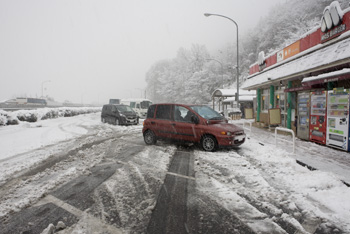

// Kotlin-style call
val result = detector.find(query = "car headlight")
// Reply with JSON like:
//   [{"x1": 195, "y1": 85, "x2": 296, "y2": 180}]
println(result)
[{"x1": 221, "y1": 131, "x2": 232, "y2": 136}]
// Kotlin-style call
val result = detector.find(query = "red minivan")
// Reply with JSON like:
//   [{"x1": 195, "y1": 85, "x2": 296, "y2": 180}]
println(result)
[{"x1": 142, "y1": 103, "x2": 245, "y2": 151}]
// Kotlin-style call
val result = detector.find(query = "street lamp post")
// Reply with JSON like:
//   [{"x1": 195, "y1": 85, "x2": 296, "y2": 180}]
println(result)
[
  {"x1": 41, "y1": 80, "x2": 51, "y2": 98},
  {"x1": 204, "y1": 13, "x2": 239, "y2": 104},
  {"x1": 206, "y1": 58, "x2": 224, "y2": 89}
]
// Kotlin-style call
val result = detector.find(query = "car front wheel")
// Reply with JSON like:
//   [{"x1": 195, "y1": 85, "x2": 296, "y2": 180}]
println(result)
[
  {"x1": 144, "y1": 130, "x2": 157, "y2": 145},
  {"x1": 201, "y1": 135, "x2": 217, "y2": 152}
]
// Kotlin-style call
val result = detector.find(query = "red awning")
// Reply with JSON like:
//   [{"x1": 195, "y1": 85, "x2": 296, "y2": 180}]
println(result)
[
  {"x1": 284, "y1": 86, "x2": 311, "y2": 92},
  {"x1": 301, "y1": 70, "x2": 350, "y2": 86}
]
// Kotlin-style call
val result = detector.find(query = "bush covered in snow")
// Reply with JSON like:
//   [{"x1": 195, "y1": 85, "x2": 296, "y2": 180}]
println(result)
[
  {"x1": 0, "y1": 110, "x2": 19, "y2": 126},
  {"x1": 0, "y1": 107, "x2": 101, "y2": 126}
]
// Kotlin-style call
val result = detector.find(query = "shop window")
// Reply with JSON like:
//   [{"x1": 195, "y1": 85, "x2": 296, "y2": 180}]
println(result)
[
  {"x1": 275, "y1": 91, "x2": 286, "y2": 112},
  {"x1": 261, "y1": 89, "x2": 269, "y2": 112},
  {"x1": 275, "y1": 86, "x2": 286, "y2": 127}
]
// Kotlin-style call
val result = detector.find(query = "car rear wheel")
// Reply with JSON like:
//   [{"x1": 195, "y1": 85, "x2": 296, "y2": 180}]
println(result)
[
  {"x1": 144, "y1": 130, "x2": 157, "y2": 145},
  {"x1": 115, "y1": 118, "x2": 120, "y2": 125},
  {"x1": 101, "y1": 117, "x2": 106, "y2": 123},
  {"x1": 201, "y1": 135, "x2": 217, "y2": 152}
]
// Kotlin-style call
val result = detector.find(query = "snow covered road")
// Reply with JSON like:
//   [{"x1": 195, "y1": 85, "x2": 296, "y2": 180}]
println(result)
[{"x1": 0, "y1": 112, "x2": 349, "y2": 233}]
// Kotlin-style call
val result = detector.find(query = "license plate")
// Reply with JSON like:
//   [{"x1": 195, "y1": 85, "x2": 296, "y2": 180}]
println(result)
[{"x1": 235, "y1": 135, "x2": 245, "y2": 141}]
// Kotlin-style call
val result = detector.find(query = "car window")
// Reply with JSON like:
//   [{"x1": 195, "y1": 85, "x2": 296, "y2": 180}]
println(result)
[
  {"x1": 190, "y1": 105, "x2": 223, "y2": 120},
  {"x1": 141, "y1": 101, "x2": 152, "y2": 109},
  {"x1": 155, "y1": 105, "x2": 172, "y2": 120},
  {"x1": 116, "y1": 105, "x2": 133, "y2": 112},
  {"x1": 174, "y1": 105, "x2": 192, "y2": 123},
  {"x1": 147, "y1": 105, "x2": 156, "y2": 118}
]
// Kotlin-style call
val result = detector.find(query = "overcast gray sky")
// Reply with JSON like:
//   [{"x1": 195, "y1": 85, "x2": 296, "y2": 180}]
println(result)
[{"x1": 0, "y1": 0, "x2": 284, "y2": 104}]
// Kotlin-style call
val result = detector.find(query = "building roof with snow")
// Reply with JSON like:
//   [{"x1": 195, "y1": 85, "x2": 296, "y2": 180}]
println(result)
[{"x1": 242, "y1": 2, "x2": 350, "y2": 91}]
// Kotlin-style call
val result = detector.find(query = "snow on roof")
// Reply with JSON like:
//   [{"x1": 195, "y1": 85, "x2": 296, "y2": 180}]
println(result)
[
  {"x1": 212, "y1": 89, "x2": 255, "y2": 97},
  {"x1": 223, "y1": 95, "x2": 255, "y2": 103},
  {"x1": 212, "y1": 89, "x2": 236, "y2": 97},
  {"x1": 242, "y1": 35, "x2": 350, "y2": 90},
  {"x1": 302, "y1": 68, "x2": 350, "y2": 83}
]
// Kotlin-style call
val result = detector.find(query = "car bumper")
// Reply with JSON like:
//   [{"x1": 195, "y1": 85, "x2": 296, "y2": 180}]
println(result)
[
  {"x1": 216, "y1": 134, "x2": 246, "y2": 147},
  {"x1": 121, "y1": 117, "x2": 138, "y2": 125}
]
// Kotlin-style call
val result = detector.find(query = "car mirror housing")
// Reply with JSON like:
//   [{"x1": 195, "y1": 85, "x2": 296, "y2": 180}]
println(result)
[{"x1": 191, "y1": 115, "x2": 200, "y2": 124}]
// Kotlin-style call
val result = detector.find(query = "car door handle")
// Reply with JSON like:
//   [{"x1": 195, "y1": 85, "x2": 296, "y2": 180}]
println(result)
[
  {"x1": 171, "y1": 123, "x2": 176, "y2": 126},
  {"x1": 151, "y1": 121, "x2": 155, "y2": 124}
]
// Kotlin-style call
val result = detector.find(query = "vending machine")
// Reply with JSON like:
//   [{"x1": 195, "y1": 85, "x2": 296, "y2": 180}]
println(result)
[
  {"x1": 326, "y1": 88, "x2": 350, "y2": 151},
  {"x1": 309, "y1": 91, "x2": 327, "y2": 144},
  {"x1": 297, "y1": 92, "x2": 310, "y2": 140}
]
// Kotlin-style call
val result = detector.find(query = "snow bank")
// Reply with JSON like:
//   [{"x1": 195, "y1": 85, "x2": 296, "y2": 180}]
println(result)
[{"x1": 0, "y1": 107, "x2": 101, "y2": 126}]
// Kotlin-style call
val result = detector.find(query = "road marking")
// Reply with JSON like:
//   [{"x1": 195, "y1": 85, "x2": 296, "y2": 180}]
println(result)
[
  {"x1": 41, "y1": 195, "x2": 123, "y2": 234},
  {"x1": 166, "y1": 172, "x2": 195, "y2": 181},
  {"x1": 44, "y1": 195, "x2": 83, "y2": 217}
]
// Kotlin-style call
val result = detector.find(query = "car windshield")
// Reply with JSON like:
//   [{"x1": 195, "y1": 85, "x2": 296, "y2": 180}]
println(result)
[
  {"x1": 190, "y1": 105, "x2": 223, "y2": 120},
  {"x1": 141, "y1": 101, "x2": 152, "y2": 109},
  {"x1": 116, "y1": 105, "x2": 134, "y2": 112}
]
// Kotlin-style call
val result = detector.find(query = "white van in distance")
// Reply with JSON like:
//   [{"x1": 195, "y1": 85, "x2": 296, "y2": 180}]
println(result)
[{"x1": 120, "y1": 98, "x2": 152, "y2": 119}]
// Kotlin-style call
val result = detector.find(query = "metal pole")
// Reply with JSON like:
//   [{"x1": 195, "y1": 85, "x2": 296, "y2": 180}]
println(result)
[
  {"x1": 41, "y1": 80, "x2": 51, "y2": 98},
  {"x1": 204, "y1": 13, "x2": 239, "y2": 104}
]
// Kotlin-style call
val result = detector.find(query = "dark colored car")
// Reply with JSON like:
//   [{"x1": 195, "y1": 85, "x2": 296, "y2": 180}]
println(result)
[
  {"x1": 101, "y1": 104, "x2": 139, "y2": 125},
  {"x1": 142, "y1": 103, "x2": 246, "y2": 151}
]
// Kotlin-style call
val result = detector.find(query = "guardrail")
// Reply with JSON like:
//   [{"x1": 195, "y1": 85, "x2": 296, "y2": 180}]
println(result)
[
  {"x1": 232, "y1": 120, "x2": 254, "y2": 135},
  {"x1": 242, "y1": 120, "x2": 253, "y2": 133},
  {"x1": 274, "y1": 127, "x2": 295, "y2": 153}
]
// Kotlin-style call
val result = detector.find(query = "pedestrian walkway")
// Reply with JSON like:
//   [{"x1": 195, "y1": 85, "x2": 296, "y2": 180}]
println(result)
[{"x1": 231, "y1": 119, "x2": 350, "y2": 186}]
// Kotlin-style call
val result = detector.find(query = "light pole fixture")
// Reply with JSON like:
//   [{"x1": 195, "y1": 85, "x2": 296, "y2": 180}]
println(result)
[
  {"x1": 206, "y1": 58, "x2": 224, "y2": 89},
  {"x1": 204, "y1": 13, "x2": 239, "y2": 104},
  {"x1": 41, "y1": 80, "x2": 51, "y2": 98}
]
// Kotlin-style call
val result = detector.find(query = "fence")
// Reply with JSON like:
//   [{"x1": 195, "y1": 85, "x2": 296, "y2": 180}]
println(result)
[{"x1": 274, "y1": 127, "x2": 295, "y2": 153}]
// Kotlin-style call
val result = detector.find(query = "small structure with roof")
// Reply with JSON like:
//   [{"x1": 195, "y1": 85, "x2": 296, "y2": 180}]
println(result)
[{"x1": 211, "y1": 89, "x2": 256, "y2": 119}]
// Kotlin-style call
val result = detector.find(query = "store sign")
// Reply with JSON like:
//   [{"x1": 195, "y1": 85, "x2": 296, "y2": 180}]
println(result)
[
  {"x1": 277, "y1": 50, "x2": 284, "y2": 63},
  {"x1": 276, "y1": 41, "x2": 300, "y2": 63},
  {"x1": 321, "y1": 24, "x2": 346, "y2": 42},
  {"x1": 284, "y1": 86, "x2": 311, "y2": 92},
  {"x1": 325, "y1": 77, "x2": 339, "y2": 83},
  {"x1": 321, "y1": 1, "x2": 345, "y2": 42},
  {"x1": 283, "y1": 41, "x2": 300, "y2": 60}
]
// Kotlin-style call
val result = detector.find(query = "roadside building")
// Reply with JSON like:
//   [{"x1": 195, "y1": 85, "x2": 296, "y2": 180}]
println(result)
[
  {"x1": 212, "y1": 89, "x2": 255, "y2": 119},
  {"x1": 242, "y1": 1, "x2": 350, "y2": 150}
]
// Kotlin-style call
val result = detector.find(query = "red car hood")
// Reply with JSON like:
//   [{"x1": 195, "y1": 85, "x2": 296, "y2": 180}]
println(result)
[{"x1": 209, "y1": 122, "x2": 244, "y2": 132}]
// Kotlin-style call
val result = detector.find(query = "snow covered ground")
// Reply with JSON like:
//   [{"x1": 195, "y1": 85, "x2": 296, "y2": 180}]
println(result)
[{"x1": 0, "y1": 112, "x2": 350, "y2": 233}]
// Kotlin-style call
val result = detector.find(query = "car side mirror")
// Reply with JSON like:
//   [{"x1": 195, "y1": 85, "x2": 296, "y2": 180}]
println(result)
[{"x1": 191, "y1": 115, "x2": 199, "y2": 124}]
